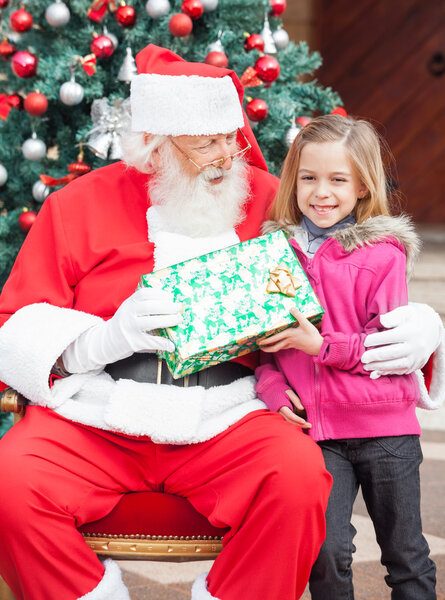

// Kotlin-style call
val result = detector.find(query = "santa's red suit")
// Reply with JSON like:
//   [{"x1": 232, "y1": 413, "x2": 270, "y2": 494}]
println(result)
[{"x1": 0, "y1": 106, "x2": 332, "y2": 600}]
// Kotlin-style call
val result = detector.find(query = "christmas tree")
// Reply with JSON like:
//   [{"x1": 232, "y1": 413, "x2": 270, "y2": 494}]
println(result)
[{"x1": 0, "y1": 0, "x2": 341, "y2": 433}]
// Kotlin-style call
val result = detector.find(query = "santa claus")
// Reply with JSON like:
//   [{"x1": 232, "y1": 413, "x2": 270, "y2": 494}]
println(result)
[{"x1": 0, "y1": 45, "x2": 442, "y2": 600}]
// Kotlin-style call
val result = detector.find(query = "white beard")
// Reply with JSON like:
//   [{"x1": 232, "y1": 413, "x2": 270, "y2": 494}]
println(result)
[{"x1": 148, "y1": 143, "x2": 250, "y2": 238}]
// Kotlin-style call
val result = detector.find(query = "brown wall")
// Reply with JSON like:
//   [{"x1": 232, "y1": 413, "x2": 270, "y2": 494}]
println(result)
[{"x1": 282, "y1": 0, "x2": 316, "y2": 48}]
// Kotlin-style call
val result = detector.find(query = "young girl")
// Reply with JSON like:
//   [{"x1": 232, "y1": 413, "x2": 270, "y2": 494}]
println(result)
[{"x1": 255, "y1": 114, "x2": 436, "y2": 599}]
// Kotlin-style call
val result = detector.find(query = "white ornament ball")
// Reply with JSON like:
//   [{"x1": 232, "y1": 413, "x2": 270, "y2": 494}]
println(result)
[
  {"x1": 22, "y1": 135, "x2": 47, "y2": 161},
  {"x1": 0, "y1": 164, "x2": 8, "y2": 187},
  {"x1": 45, "y1": 1, "x2": 71, "y2": 27},
  {"x1": 273, "y1": 27, "x2": 290, "y2": 50},
  {"x1": 145, "y1": 0, "x2": 171, "y2": 18},
  {"x1": 32, "y1": 180, "x2": 51, "y2": 203},
  {"x1": 59, "y1": 79, "x2": 84, "y2": 106},
  {"x1": 201, "y1": 0, "x2": 218, "y2": 11}
]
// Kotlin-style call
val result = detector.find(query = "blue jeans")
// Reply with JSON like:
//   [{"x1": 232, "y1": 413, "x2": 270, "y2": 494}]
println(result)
[{"x1": 309, "y1": 436, "x2": 436, "y2": 600}]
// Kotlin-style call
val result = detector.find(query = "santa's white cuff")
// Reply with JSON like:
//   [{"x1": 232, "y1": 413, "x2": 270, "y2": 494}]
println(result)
[
  {"x1": 416, "y1": 328, "x2": 445, "y2": 410},
  {"x1": 0, "y1": 303, "x2": 102, "y2": 408},
  {"x1": 191, "y1": 573, "x2": 220, "y2": 600},
  {"x1": 78, "y1": 559, "x2": 129, "y2": 600}
]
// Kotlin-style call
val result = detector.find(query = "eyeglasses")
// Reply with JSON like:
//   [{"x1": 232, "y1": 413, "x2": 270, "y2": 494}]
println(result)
[{"x1": 168, "y1": 129, "x2": 251, "y2": 173}]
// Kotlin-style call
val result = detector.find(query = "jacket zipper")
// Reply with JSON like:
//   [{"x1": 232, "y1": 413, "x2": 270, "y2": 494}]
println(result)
[{"x1": 314, "y1": 362, "x2": 322, "y2": 439}]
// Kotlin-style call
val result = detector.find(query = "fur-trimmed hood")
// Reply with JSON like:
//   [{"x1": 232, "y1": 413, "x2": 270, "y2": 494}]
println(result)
[{"x1": 262, "y1": 214, "x2": 421, "y2": 281}]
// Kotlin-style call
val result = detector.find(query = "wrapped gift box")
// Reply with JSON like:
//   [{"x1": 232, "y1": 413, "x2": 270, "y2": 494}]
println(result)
[{"x1": 139, "y1": 230, "x2": 324, "y2": 379}]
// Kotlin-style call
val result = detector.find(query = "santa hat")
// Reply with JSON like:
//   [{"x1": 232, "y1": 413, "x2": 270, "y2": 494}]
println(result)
[{"x1": 131, "y1": 44, "x2": 268, "y2": 171}]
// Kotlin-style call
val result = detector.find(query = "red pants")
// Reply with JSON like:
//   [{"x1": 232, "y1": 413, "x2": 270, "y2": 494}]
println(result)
[{"x1": 0, "y1": 407, "x2": 331, "y2": 600}]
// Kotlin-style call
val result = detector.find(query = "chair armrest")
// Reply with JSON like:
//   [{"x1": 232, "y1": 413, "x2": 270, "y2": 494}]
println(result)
[{"x1": 1, "y1": 388, "x2": 26, "y2": 416}]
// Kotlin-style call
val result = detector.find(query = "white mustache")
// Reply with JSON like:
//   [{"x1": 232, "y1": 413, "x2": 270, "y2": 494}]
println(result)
[{"x1": 201, "y1": 167, "x2": 225, "y2": 182}]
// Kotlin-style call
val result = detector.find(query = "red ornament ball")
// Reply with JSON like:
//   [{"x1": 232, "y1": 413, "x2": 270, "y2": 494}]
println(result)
[
  {"x1": 24, "y1": 92, "x2": 48, "y2": 116},
  {"x1": 10, "y1": 8, "x2": 33, "y2": 32},
  {"x1": 18, "y1": 210, "x2": 37, "y2": 233},
  {"x1": 255, "y1": 55, "x2": 280, "y2": 83},
  {"x1": 181, "y1": 0, "x2": 203, "y2": 19},
  {"x1": 168, "y1": 13, "x2": 193, "y2": 37},
  {"x1": 270, "y1": 0, "x2": 286, "y2": 16},
  {"x1": 246, "y1": 98, "x2": 268, "y2": 122},
  {"x1": 0, "y1": 39, "x2": 16, "y2": 60},
  {"x1": 330, "y1": 106, "x2": 348, "y2": 117},
  {"x1": 91, "y1": 35, "x2": 114, "y2": 59},
  {"x1": 115, "y1": 5, "x2": 137, "y2": 27},
  {"x1": 204, "y1": 51, "x2": 228, "y2": 68},
  {"x1": 244, "y1": 33, "x2": 264, "y2": 52},
  {"x1": 7, "y1": 93, "x2": 23, "y2": 110},
  {"x1": 68, "y1": 159, "x2": 91, "y2": 176},
  {"x1": 295, "y1": 116, "x2": 312, "y2": 127},
  {"x1": 11, "y1": 51, "x2": 38, "y2": 78},
  {"x1": 0, "y1": 0, "x2": 10, "y2": 8}
]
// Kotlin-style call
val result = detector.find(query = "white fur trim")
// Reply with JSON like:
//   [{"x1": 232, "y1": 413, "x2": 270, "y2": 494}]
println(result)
[
  {"x1": 262, "y1": 215, "x2": 421, "y2": 279},
  {"x1": 131, "y1": 74, "x2": 244, "y2": 135},
  {"x1": 78, "y1": 559, "x2": 129, "y2": 600},
  {"x1": 416, "y1": 328, "x2": 445, "y2": 410},
  {"x1": 147, "y1": 206, "x2": 240, "y2": 270},
  {"x1": 105, "y1": 378, "x2": 205, "y2": 441},
  {"x1": 0, "y1": 303, "x2": 102, "y2": 408},
  {"x1": 104, "y1": 375, "x2": 265, "y2": 444},
  {"x1": 191, "y1": 573, "x2": 220, "y2": 600}
]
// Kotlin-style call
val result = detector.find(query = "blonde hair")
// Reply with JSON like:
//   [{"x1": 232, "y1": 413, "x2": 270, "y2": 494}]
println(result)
[{"x1": 271, "y1": 114, "x2": 396, "y2": 225}]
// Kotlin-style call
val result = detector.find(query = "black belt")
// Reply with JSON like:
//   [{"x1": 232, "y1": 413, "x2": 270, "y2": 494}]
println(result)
[{"x1": 105, "y1": 353, "x2": 253, "y2": 389}]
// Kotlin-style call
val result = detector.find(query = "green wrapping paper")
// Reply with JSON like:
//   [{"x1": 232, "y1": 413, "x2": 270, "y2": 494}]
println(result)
[{"x1": 139, "y1": 230, "x2": 324, "y2": 379}]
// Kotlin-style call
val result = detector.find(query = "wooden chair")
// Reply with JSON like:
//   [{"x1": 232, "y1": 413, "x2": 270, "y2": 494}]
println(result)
[{"x1": 0, "y1": 388, "x2": 228, "y2": 599}]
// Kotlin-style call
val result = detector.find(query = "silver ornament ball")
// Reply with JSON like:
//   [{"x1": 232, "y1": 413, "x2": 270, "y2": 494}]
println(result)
[
  {"x1": 0, "y1": 164, "x2": 8, "y2": 187},
  {"x1": 201, "y1": 0, "x2": 218, "y2": 10},
  {"x1": 103, "y1": 26, "x2": 119, "y2": 49},
  {"x1": 60, "y1": 78, "x2": 85, "y2": 106},
  {"x1": 45, "y1": 1, "x2": 71, "y2": 27},
  {"x1": 145, "y1": 0, "x2": 171, "y2": 18},
  {"x1": 32, "y1": 180, "x2": 51, "y2": 203},
  {"x1": 7, "y1": 31, "x2": 21, "y2": 44},
  {"x1": 22, "y1": 134, "x2": 47, "y2": 161},
  {"x1": 273, "y1": 27, "x2": 289, "y2": 50}
]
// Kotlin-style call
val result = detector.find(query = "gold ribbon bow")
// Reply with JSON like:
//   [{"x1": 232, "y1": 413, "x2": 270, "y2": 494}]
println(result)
[
  {"x1": 266, "y1": 263, "x2": 302, "y2": 297},
  {"x1": 87, "y1": 0, "x2": 117, "y2": 22},
  {"x1": 78, "y1": 54, "x2": 97, "y2": 76}
]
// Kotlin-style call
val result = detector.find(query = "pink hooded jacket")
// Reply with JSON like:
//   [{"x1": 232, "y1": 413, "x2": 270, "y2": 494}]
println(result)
[{"x1": 255, "y1": 215, "x2": 422, "y2": 442}]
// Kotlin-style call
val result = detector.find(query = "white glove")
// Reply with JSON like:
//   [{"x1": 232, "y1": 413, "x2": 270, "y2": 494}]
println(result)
[
  {"x1": 63, "y1": 287, "x2": 182, "y2": 373},
  {"x1": 362, "y1": 302, "x2": 443, "y2": 379}
]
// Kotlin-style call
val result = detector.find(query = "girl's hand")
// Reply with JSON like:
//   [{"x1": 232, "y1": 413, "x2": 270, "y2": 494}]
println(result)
[
  {"x1": 259, "y1": 307, "x2": 323, "y2": 356},
  {"x1": 279, "y1": 389, "x2": 312, "y2": 429}
]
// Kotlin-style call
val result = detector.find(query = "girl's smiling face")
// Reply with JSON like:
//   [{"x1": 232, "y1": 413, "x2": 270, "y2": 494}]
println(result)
[{"x1": 296, "y1": 140, "x2": 368, "y2": 228}]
